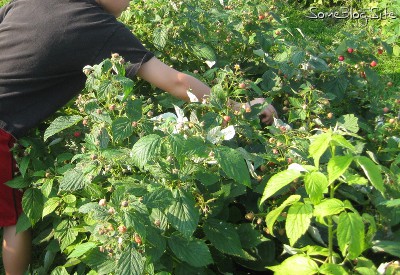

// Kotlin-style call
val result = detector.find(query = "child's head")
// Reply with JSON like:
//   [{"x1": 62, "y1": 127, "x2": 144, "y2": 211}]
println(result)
[{"x1": 95, "y1": 0, "x2": 130, "y2": 17}]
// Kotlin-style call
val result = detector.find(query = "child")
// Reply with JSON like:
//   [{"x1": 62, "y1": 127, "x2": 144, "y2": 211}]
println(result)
[{"x1": 0, "y1": 0, "x2": 277, "y2": 273}]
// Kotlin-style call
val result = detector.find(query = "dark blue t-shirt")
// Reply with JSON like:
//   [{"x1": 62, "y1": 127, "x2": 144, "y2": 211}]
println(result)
[{"x1": 0, "y1": 0, "x2": 153, "y2": 138}]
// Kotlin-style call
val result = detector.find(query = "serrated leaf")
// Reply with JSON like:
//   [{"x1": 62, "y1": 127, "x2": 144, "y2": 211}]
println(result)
[
  {"x1": 328, "y1": 155, "x2": 353, "y2": 184},
  {"x1": 286, "y1": 202, "x2": 313, "y2": 246},
  {"x1": 16, "y1": 213, "x2": 32, "y2": 233},
  {"x1": 331, "y1": 135, "x2": 355, "y2": 151},
  {"x1": 268, "y1": 254, "x2": 319, "y2": 275},
  {"x1": 372, "y1": 240, "x2": 400, "y2": 258},
  {"x1": 68, "y1": 242, "x2": 96, "y2": 259},
  {"x1": 320, "y1": 263, "x2": 349, "y2": 275},
  {"x1": 44, "y1": 115, "x2": 82, "y2": 141},
  {"x1": 314, "y1": 198, "x2": 345, "y2": 218},
  {"x1": 117, "y1": 244, "x2": 145, "y2": 275},
  {"x1": 166, "y1": 190, "x2": 199, "y2": 238},
  {"x1": 304, "y1": 171, "x2": 328, "y2": 204},
  {"x1": 143, "y1": 188, "x2": 174, "y2": 209},
  {"x1": 131, "y1": 134, "x2": 162, "y2": 168},
  {"x1": 54, "y1": 220, "x2": 78, "y2": 252},
  {"x1": 22, "y1": 188, "x2": 44, "y2": 225},
  {"x1": 112, "y1": 117, "x2": 134, "y2": 142},
  {"x1": 50, "y1": 267, "x2": 69, "y2": 275},
  {"x1": 337, "y1": 114, "x2": 359, "y2": 133},
  {"x1": 261, "y1": 170, "x2": 302, "y2": 204},
  {"x1": 42, "y1": 197, "x2": 61, "y2": 218},
  {"x1": 192, "y1": 43, "x2": 216, "y2": 61},
  {"x1": 97, "y1": 80, "x2": 114, "y2": 100},
  {"x1": 203, "y1": 218, "x2": 249, "y2": 259},
  {"x1": 309, "y1": 132, "x2": 332, "y2": 168},
  {"x1": 5, "y1": 176, "x2": 30, "y2": 189},
  {"x1": 355, "y1": 156, "x2": 385, "y2": 194},
  {"x1": 215, "y1": 146, "x2": 251, "y2": 187},
  {"x1": 323, "y1": 76, "x2": 348, "y2": 101},
  {"x1": 308, "y1": 56, "x2": 329, "y2": 71},
  {"x1": 266, "y1": 195, "x2": 301, "y2": 237},
  {"x1": 82, "y1": 248, "x2": 116, "y2": 274},
  {"x1": 168, "y1": 235, "x2": 213, "y2": 267},
  {"x1": 153, "y1": 26, "x2": 169, "y2": 50},
  {"x1": 115, "y1": 75, "x2": 134, "y2": 97},
  {"x1": 123, "y1": 211, "x2": 148, "y2": 239},
  {"x1": 337, "y1": 212, "x2": 364, "y2": 259},
  {"x1": 59, "y1": 168, "x2": 86, "y2": 192},
  {"x1": 126, "y1": 99, "x2": 142, "y2": 121}
]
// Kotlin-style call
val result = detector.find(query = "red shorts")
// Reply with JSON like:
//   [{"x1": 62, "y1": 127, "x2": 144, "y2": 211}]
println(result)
[{"x1": 0, "y1": 129, "x2": 23, "y2": 227}]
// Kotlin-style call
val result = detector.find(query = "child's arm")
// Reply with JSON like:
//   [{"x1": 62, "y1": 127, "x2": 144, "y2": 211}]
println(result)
[{"x1": 137, "y1": 57, "x2": 277, "y2": 124}]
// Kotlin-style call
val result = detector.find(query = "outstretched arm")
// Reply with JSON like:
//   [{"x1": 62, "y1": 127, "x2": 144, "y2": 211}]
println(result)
[{"x1": 137, "y1": 57, "x2": 277, "y2": 124}]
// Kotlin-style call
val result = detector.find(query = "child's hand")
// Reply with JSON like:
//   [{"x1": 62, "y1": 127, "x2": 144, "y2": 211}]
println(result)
[{"x1": 250, "y1": 98, "x2": 278, "y2": 126}]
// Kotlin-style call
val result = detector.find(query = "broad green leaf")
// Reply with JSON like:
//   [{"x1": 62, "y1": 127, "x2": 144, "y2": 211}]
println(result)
[
  {"x1": 44, "y1": 115, "x2": 82, "y2": 141},
  {"x1": 126, "y1": 98, "x2": 142, "y2": 121},
  {"x1": 304, "y1": 171, "x2": 328, "y2": 204},
  {"x1": 323, "y1": 76, "x2": 348, "y2": 101},
  {"x1": 309, "y1": 132, "x2": 332, "y2": 168},
  {"x1": 117, "y1": 244, "x2": 145, "y2": 275},
  {"x1": 168, "y1": 235, "x2": 213, "y2": 267},
  {"x1": 68, "y1": 242, "x2": 96, "y2": 259},
  {"x1": 268, "y1": 254, "x2": 319, "y2": 275},
  {"x1": 54, "y1": 220, "x2": 78, "y2": 252},
  {"x1": 337, "y1": 212, "x2": 364, "y2": 259},
  {"x1": 320, "y1": 263, "x2": 349, "y2": 275},
  {"x1": 372, "y1": 240, "x2": 400, "y2": 258},
  {"x1": 42, "y1": 197, "x2": 61, "y2": 218},
  {"x1": 123, "y1": 211, "x2": 148, "y2": 238},
  {"x1": 19, "y1": 156, "x2": 30, "y2": 177},
  {"x1": 146, "y1": 226, "x2": 166, "y2": 262},
  {"x1": 215, "y1": 146, "x2": 251, "y2": 187},
  {"x1": 314, "y1": 199, "x2": 345, "y2": 218},
  {"x1": 115, "y1": 75, "x2": 134, "y2": 97},
  {"x1": 82, "y1": 248, "x2": 116, "y2": 274},
  {"x1": 131, "y1": 134, "x2": 162, "y2": 169},
  {"x1": 260, "y1": 170, "x2": 302, "y2": 204},
  {"x1": 22, "y1": 188, "x2": 44, "y2": 225},
  {"x1": 203, "y1": 218, "x2": 249, "y2": 259},
  {"x1": 331, "y1": 135, "x2": 355, "y2": 151},
  {"x1": 286, "y1": 202, "x2": 313, "y2": 246},
  {"x1": 237, "y1": 223, "x2": 264, "y2": 249},
  {"x1": 266, "y1": 195, "x2": 301, "y2": 237},
  {"x1": 97, "y1": 80, "x2": 114, "y2": 100},
  {"x1": 379, "y1": 199, "x2": 400, "y2": 208},
  {"x1": 355, "y1": 156, "x2": 385, "y2": 194},
  {"x1": 59, "y1": 168, "x2": 86, "y2": 191},
  {"x1": 309, "y1": 56, "x2": 329, "y2": 71},
  {"x1": 192, "y1": 43, "x2": 216, "y2": 61},
  {"x1": 328, "y1": 155, "x2": 353, "y2": 184},
  {"x1": 111, "y1": 117, "x2": 134, "y2": 142},
  {"x1": 16, "y1": 213, "x2": 31, "y2": 233},
  {"x1": 50, "y1": 267, "x2": 69, "y2": 275},
  {"x1": 337, "y1": 114, "x2": 359, "y2": 133},
  {"x1": 5, "y1": 176, "x2": 30, "y2": 189},
  {"x1": 153, "y1": 26, "x2": 169, "y2": 50},
  {"x1": 143, "y1": 188, "x2": 174, "y2": 209},
  {"x1": 166, "y1": 190, "x2": 199, "y2": 238}
]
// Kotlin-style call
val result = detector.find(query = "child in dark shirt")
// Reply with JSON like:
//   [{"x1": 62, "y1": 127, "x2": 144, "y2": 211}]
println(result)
[{"x1": 0, "y1": 0, "x2": 277, "y2": 273}]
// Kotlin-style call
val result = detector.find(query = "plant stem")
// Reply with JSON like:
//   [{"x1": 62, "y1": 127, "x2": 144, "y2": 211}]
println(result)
[{"x1": 328, "y1": 145, "x2": 336, "y2": 264}]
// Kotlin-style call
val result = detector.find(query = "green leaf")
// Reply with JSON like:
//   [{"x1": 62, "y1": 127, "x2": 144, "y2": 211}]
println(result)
[
  {"x1": 115, "y1": 75, "x2": 134, "y2": 97},
  {"x1": 379, "y1": 199, "x2": 400, "y2": 208},
  {"x1": 166, "y1": 189, "x2": 199, "y2": 238},
  {"x1": 117, "y1": 244, "x2": 145, "y2": 275},
  {"x1": 168, "y1": 235, "x2": 213, "y2": 267},
  {"x1": 215, "y1": 146, "x2": 251, "y2": 187},
  {"x1": 309, "y1": 132, "x2": 332, "y2": 168},
  {"x1": 59, "y1": 168, "x2": 86, "y2": 192},
  {"x1": 68, "y1": 242, "x2": 97, "y2": 259},
  {"x1": 372, "y1": 240, "x2": 400, "y2": 258},
  {"x1": 327, "y1": 155, "x2": 353, "y2": 184},
  {"x1": 320, "y1": 263, "x2": 349, "y2": 275},
  {"x1": 304, "y1": 171, "x2": 328, "y2": 204},
  {"x1": 203, "y1": 218, "x2": 249, "y2": 259},
  {"x1": 337, "y1": 114, "x2": 359, "y2": 133},
  {"x1": 143, "y1": 188, "x2": 174, "y2": 209},
  {"x1": 260, "y1": 170, "x2": 302, "y2": 204},
  {"x1": 309, "y1": 56, "x2": 329, "y2": 71},
  {"x1": 97, "y1": 80, "x2": 114, "y2": 100},
  {"x1": 112, "y1": 117, "x2": 134, "y2": 142},
  {"x1": 266, "y1": 195, "x2": 301, "y2": 237},
  {"x1": 126, "y1": 99, "x2": 142, "y2": 121},
  {"x1": 82, "y1": 248, "x2": 116, "y2": 274},
  {"x1": 323, "y1": 76, "x2": 348, "y2": 101},
  {"x1": 22, "y1": 188, "x2": 44, "y2": 225},
  {"x1": 5, "y1": 176, "x2": 30, "y2": 189},
  {"x1": 131, "y1": 134, "x2": 162, "y2": 169},
  {"x1": 355, "y1": 156, "x2": 385, "y2": 194},
  {"x1": 314, "y1": 199, "x2": 346, "y2": 218},
  {"x1": 50, "y1": 267, "x2": 69, "y2": 275},
  {"x1": 123, "y1": 211, "x2": 148, "y2": 239},
  {"x1": 286, "y1": 202, "x2": 313, "y2": 246},
  {"x1": 153, "y1": 26, "x2": 169, "y2": 50},
  {"x1": 192, "y1": 43, "x2": 216, "y2": 61},
  {"x1": 337, "y1": 212, "x2": 364, "y2": 259},
  {"x1": 16, "y1": 213, "x2": 32, "y2": 233},
  {"x1": 44, "y1": 115, "x2": 82, "y2": 141},
  {"x1": 146, "y1": 226, "x2": 166, "y2": 262},
  {"x1": 42, "y1": 197, "x2": 61, "y2": 218},
  {"x1": 54, "y1": 220, "x2": 78, "y2": 252},
  {"x1": 331, "y1": 135, "x2": 355, "y2": 151},
  {"x1": 268, "y1": 254, "x2": 319, "y2": 275}
]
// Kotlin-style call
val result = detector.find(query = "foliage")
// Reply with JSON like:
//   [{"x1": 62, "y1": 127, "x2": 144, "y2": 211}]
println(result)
[{"x1": 2, "y1": 0, "x2": 400, "y2": 274}]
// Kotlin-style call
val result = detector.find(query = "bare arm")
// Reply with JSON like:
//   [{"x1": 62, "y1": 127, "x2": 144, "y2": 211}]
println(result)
[{"x1": 137, "y1": 57, "x2": 277, "y2": 124}]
